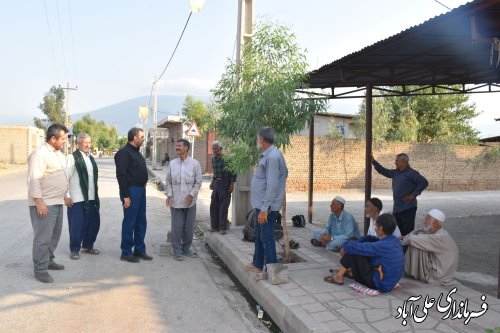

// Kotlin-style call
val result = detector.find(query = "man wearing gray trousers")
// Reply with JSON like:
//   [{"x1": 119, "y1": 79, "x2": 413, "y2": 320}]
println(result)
[
  {"x1": 165, "y1": 139, "x2": 202, "y2": 261},
  {"x1": 27, "y1": 123, "x2": 69, "y2": 283}
]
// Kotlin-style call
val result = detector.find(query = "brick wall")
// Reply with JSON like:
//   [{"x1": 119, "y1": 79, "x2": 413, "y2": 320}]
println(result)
[
  {"x1": 0, "y1": 126, "x2": 45, "y2": 164},
  {"x1": 284, "y1": 136, "x2": 500, "y2": 191},
  {"x1": 193, "y1": 138, "x2": 208, "y2": 173}
]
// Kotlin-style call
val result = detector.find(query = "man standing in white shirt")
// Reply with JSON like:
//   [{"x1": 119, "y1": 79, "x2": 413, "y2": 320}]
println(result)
[
  {"x1": 27, "y1": 123, "x2": 69, "y2": 283},
  {"x1": 165, "y1": 139, "x2": 202, "y2": 261},
  {"x1": 65, "y1": 133, "x2": 101, "y2": 260}
]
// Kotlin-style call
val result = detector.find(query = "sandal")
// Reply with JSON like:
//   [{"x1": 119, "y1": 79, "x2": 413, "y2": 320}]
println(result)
[
  {"x1": 324, "y1": 275, "x2": 344, "y2": 285},
  {"x1": 81, "y1": 248, "x2": 100, "y2": 255},
  {"x1": 244, "y1": 264, "x2": 262, "y2": 273},
  {"x1": 329, "y1": 269, "x2": 353, "y2": 279},
  {"x1": 70, "y1": 252, "x2": 79, "y2": 260}
]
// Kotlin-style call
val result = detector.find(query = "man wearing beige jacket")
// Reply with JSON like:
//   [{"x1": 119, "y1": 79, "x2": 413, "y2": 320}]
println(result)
[{"x1": 27, "y1": 123, "x2": 69, "y2": 283}]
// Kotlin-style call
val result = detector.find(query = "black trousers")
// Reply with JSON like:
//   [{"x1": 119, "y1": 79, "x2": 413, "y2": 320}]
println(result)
[
  {"x1": 210, "y1": 179, "x2": 232, "y2": 231},
  {"x1": 394, "y1": 207, "x2": 417, "y2": 236},
  {"x1": 340, "y1": 253, "x2": 376, "y2": 289}
]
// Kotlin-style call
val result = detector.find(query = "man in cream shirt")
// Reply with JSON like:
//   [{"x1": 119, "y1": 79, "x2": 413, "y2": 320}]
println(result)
[
  {"x1": 27, "y1": 123, "x2": 69, "y2": 283},
  {"x1": 165, "y1": 139, "x2": 202, "y2": 261}
]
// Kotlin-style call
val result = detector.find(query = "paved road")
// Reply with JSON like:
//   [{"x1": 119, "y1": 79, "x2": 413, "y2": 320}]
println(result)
[{"x1": 0, "y1": 159, "x2": 268, "y2": 333}]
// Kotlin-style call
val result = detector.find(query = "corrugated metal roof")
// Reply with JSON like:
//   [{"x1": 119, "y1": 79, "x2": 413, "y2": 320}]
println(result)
[{"x1": 307, "y1": 0, "x2": 500, "y2": 89}]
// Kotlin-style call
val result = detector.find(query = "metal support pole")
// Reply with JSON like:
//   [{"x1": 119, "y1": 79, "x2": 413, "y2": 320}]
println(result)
[
  {"x1": 364, "y1": 85, "x2": 373, "y2": 235},
  {"x1": 308, "y1": 116, "x2": 314, "y2": 224},
  {"x1": 152, "y1": 77, "x2": 158, "y2": 169},
  {"x1": 62, "y1": 83, "x2": 77, "y2": 155}
]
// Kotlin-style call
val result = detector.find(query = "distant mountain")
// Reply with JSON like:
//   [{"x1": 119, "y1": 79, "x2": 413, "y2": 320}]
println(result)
[
  {"x1": 0, "y1": 114, "x2": 35, "y2": 127},
  {"x1": 71, "y1": 95, "x2": 208, "y2": 135}
]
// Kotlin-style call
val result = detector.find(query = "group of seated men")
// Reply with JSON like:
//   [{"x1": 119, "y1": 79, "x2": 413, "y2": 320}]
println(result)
[{"x1": 312, "y1": 196, "x2": 459, "y2": 293}]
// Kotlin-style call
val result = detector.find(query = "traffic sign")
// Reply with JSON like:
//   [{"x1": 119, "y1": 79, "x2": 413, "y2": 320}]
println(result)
[{"x1": 185, "y1": 121, "x2": 202, "y2": 137}]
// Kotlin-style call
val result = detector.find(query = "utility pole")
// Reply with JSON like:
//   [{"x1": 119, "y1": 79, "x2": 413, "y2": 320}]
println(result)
[
  {"x1": 232, "y1": 0, "x2": 254, "y2": 225},
  {"x1": 152, "y1": 76, "x2": 159, "y2": 169},
  {"x1": 61, "y1": 83, "x2": 78, "y2": 155}
]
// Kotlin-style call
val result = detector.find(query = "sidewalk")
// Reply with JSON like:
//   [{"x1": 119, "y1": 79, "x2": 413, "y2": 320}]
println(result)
[{"x1": 148, "y1": 163, "x2": 500, "y2": 333}]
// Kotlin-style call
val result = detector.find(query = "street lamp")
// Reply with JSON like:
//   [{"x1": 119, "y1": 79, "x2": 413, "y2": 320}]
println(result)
[{"x1": 189, "y1": 0, "x2": 205, "y2": 13}]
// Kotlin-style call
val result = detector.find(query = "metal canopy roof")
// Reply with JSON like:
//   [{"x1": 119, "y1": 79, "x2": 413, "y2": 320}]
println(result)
[{"x1": 307, "y1": 0, "x2": 500, "y2": 90}]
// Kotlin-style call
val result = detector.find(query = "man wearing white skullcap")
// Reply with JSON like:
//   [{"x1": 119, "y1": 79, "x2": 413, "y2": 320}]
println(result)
[
  {"x1": 311, "y1": 196, "x2": 360, "y2": 251},
  {"x1": 401, "y1": 209, "x2": 458, "y2": 284}
]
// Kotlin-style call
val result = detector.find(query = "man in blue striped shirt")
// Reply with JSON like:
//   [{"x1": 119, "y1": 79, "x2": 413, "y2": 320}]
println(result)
[
  {"x1": 372, "y1": 153, "x2": 428, "y2": 236},
  {"x1": 245, "y1": 127, "x2": 288, "y2": 280}
]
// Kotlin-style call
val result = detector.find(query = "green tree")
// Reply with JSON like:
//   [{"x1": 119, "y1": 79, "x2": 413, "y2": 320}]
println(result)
[
  {"x1": 34, "y1": 85, "x2": 66, "y2": 130},
  {"x1": 354, "y1": 86, "x2": 479, "y2": 145},
  {"x1": 212, "y1": 20, "x2": 326, "y2": 174},
  {"x1": 182, "y1": 95, "x2": 216, "y2": 135},
  {"x1": 72, "y1": 114, "x2": 119, "y2": 152}
]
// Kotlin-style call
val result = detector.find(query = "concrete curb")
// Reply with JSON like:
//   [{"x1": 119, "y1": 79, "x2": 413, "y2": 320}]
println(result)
[{"x1": 206, "y1": 229, "x2": 334, "y2": 333}]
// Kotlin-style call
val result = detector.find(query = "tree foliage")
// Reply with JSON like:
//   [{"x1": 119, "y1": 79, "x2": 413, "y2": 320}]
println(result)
[
  {"x1": 211, "y1": 20, "x2": 326, "y2": 173},
  {"x1": 354, "y1": 86, "x2": 480, "y2": 145},
  {"x1": 34, "y1": 85, "x2": 66, "y2": 130},
  {"x1": 182, "y1": 95, "x2": 217, "y2": 135},
  {"x1": 72, "y1": 114, "x2": 119, "y2": 152}
]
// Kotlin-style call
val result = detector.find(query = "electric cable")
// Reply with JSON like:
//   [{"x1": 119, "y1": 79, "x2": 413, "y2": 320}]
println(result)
[
  {"x1": 43, "y1": 0, "x2": 59, "y2": 77},
  {"x1": 56, "y1": 0, "x2": 69, "y2": 82},
  {"x1": 433, "y1": 0, "x2": 451, "y2": 10},
  {"x1": 68, "y1": 0, "x2": 78, "y2": 83},
  {"x1": 154, "y1": 12, "x2": 193, "y2": 84},
  {"x1": 147, "y1": 11, "x2": 194, "y2": 110}
]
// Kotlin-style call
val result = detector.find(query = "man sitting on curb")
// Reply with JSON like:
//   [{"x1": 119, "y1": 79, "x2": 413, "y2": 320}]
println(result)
[
  {"x1": 311, "y1": 196, "x2": 360, "y2": 252},
  {"x1": 324, "y1": 213, "x2": 404, "y2": 293},
  {"x1": 401, "y1": 209, "x2": 458, "y2": 284},
  {"x1": 365, "y1": 197, "x2": 401, "y2": 238}
]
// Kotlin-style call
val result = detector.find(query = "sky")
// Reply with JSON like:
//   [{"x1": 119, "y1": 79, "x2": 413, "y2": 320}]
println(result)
[{"x1": 0, "y1": 0, "x2": 498, "y2": 137}]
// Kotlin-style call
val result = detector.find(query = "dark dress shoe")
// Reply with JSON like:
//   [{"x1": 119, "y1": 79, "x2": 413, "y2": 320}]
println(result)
[
  {"x1": 48, "y1": 261, "x2": 65, "y2": 270},
  {"x1": 133, "y1": 252, "x2": 153, "y2": 261},
  {"x1": 120, "y1": 255, "x2": 140, "y2": 263},
  {"x1": 35, "y1": 271, "x2": 54, "y2": 283}
]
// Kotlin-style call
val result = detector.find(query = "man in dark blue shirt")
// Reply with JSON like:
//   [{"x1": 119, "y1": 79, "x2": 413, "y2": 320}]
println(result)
[
  {"x1": 372, "y1": 153, "x2": 428, "y2": 236},
  {"x1": 114, "y1": 127, "x2": 152, "y2": 263},
  {"x1": 324, "y1": 213, "x2": 403, "y2": 293}
]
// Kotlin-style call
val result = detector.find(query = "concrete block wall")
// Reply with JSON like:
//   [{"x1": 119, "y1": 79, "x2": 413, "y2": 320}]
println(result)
[
  {"x1": 0, "y1": 126, "x2": 45, "y2": 164},
  {"x1": 283, "y1": 137, "x2": 500, "y2": 192}
]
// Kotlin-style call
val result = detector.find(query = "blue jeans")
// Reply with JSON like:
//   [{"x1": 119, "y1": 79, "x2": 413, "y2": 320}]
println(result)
[
  {"x1": 121, "y1": 186, "x2": 147, "y2": 256},
  {"x1": 252, "y1": 209, "x2": 278, "y2": 270}
]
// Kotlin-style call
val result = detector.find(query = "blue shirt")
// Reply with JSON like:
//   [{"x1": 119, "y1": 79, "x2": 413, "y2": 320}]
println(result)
[
  {"x1": 343, "y1": 235, "x2": 404, "y2": 293},
  {"x1": 372, "y1": 160, "x2": 428, "y2": 213},
  {"x1": 251, "y1": 145, "x2": 288, "y2": 212},
  {"x1": 321, "y1": 211, "x2": 360, "y2": 244}
]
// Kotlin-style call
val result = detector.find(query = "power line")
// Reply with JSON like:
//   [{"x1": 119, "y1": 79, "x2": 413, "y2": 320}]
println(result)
[
  {"x1": 43, "y1": 0, "x2": 59, "y2": 77},
  {"x1": 55, "y1": 0, "x2": 69, "y2": 82},
  {"x1": 433, "y1": 0, "x2": 451, "y2": 10},
  {"x1": 147, "y1": 11, "x2": 193, "y2": 109},
  {"x1": 68, "y1": 0, "x2": 78, "y2": 83},
  {"x1": 153, "y1": 12, "x2": 193, "y2": 84}
]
